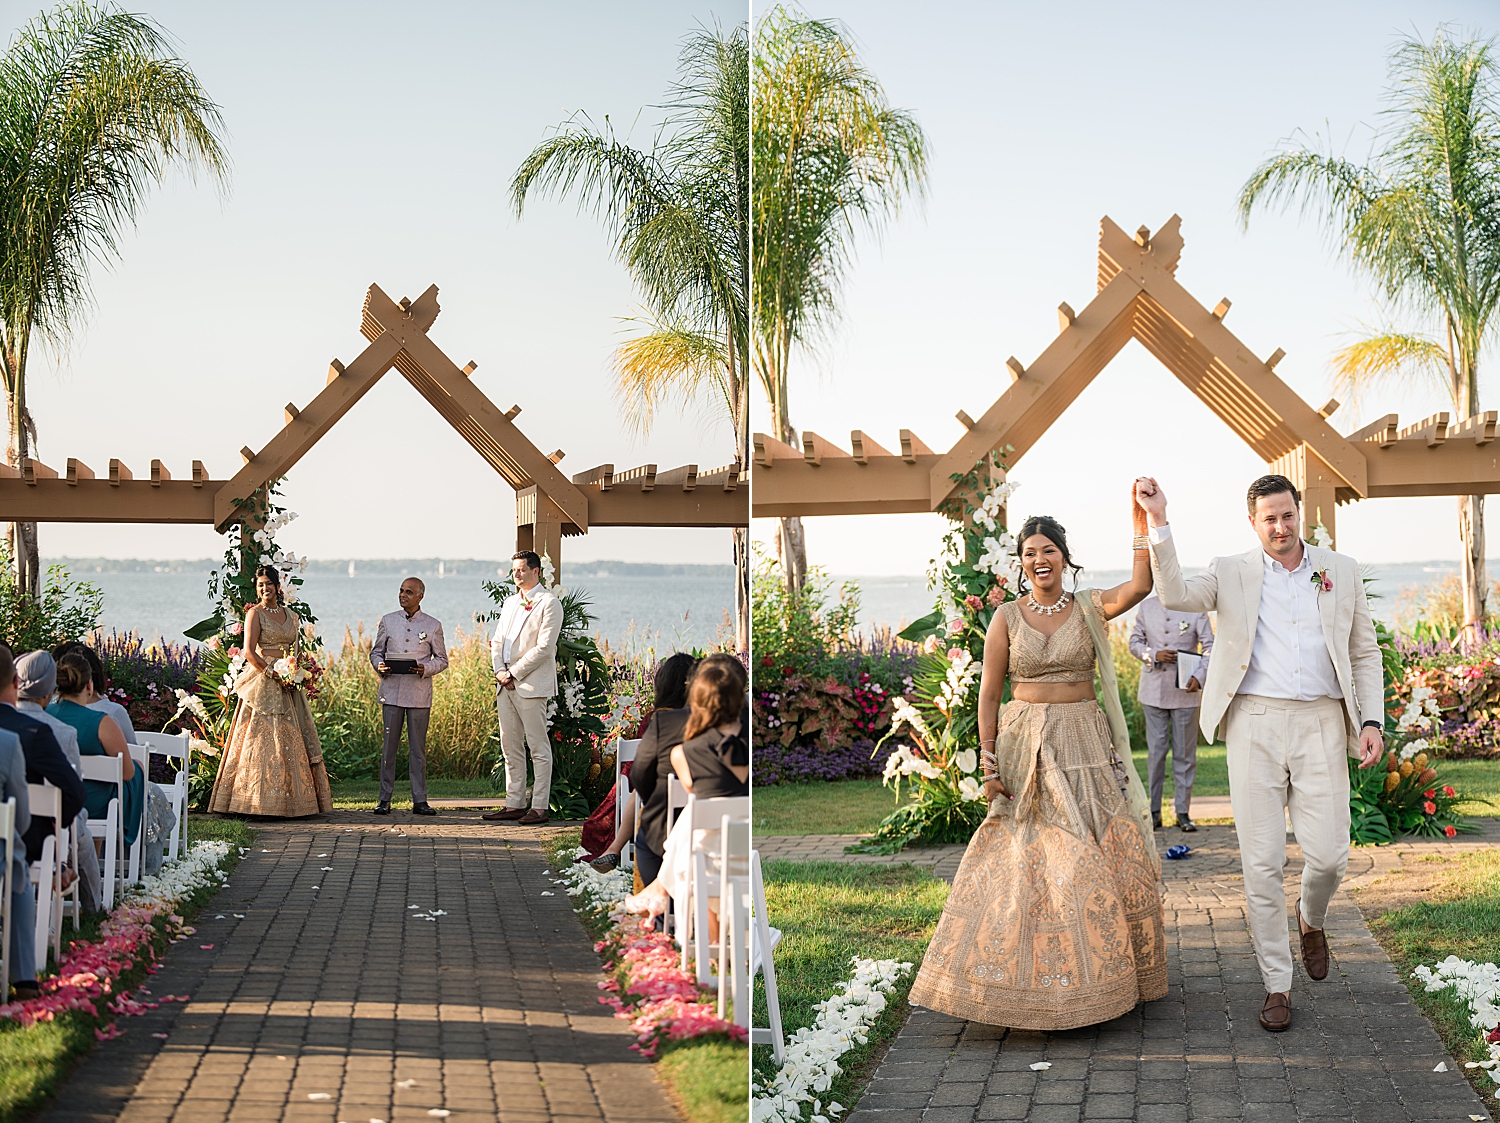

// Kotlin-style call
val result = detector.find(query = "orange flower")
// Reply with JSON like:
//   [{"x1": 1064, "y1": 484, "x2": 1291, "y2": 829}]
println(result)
[
  {"x1": 1423, "y1": 800, "x2": 1437, "y2": 814},
  {"x1": 1423, "y1": 788, "x2": 1436, "y2": 799},
  {"x1": 1443, "y1": 785, "x2": 1456, "y2": 797},
  {"x1": 1445, "y1": 825, "x2": 1458, "y2": 838}
]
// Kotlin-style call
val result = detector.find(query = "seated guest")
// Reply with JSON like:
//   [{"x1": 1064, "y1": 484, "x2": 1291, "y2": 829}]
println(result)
[
  {"x1": 0, "y1": 726, "x2": 38, "y2": 1000},
  {"x1": 49, "y1": 654, "x2": 143, "y2": 848},
  {"x1": 52, "y1": 642, "x2": 136, "y2": 743},
  {"x1": 0, "y1": 644, "x2": 85, "y2": 866},
  {"x1": 16, "y1": 652, "x2": 102, "y2": 912},
  {"x1": 583, "y1": 652, "x2": 698, "y2": 873},
  {"x1": 624, "y1": 654, "x2": 748, "y2": 919},
  {"x1": 617, "y1": 655, "x2": 698, "y2": 888}
]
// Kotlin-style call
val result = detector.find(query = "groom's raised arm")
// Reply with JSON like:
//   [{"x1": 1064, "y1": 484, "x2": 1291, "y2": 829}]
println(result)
[{"x1": 1149, "y1": 529, "x2": 1220, "y2": 614}]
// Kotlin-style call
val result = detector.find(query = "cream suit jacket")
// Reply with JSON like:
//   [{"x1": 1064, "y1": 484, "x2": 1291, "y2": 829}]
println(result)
[
  {"x1": 1150, "y1": 534, "x2": 1383, "y2": 750},
  {"x1": 489, "y1": 588, "x2": 563, "y2": 699}
]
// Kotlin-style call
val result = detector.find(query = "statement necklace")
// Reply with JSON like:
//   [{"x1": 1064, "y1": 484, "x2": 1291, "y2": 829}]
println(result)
[{"x1": 1026, "y1": 591, "x2": 1071, "y2": 616}]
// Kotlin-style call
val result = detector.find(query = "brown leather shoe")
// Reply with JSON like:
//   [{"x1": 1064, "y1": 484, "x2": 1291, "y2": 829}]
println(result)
[
  {"x1": 1259, "y1": 991, "x2": 1292, "y2": 1032},
  {"x1": 482, "y1": 807, "x2": 527, "y2": 821},
  {"x1": 1297, "y1": 901, "x2": 1329, "y2": 981},
  {"x1": 518, "y1": 809, "x2": 549, "y2": 825}
]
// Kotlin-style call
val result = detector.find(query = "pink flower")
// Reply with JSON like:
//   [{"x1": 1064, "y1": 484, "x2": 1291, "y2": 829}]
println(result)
[
  {"x1": 964, "y1": 594, "x2": 983, "y2": 611},
  {"x1": 986, "y1": 585, "x2": 1005, "y2": 607},
  {"x1": 1443, "y1": 785, "x2": 1456, "y2": 797},
  {"x1": 1423, "y1": 800, "x2": 1437, "y2": 815},
  {"x1": 947, "y1": 619, "x2": 965, "y2": 636},
  {"x1": 228, "y1": 621, "x2": 243, "y2": 636},
  {"x1": 947, "y1": 648, "x2": 966, "y2": 663}
]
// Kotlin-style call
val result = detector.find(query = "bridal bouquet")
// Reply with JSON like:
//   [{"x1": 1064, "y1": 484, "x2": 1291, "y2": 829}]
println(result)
[{"x1": 267, "y1": 653, "x2": 321, "y2": 695}]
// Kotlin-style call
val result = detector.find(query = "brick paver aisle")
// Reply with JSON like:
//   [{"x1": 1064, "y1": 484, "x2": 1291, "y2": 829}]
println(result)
[
  {"x1": 764, "y1": 825, "x2": 1498, "y2": 1123},
  {"x1": 42, "y1": 810, "x2": 678, "y2": 1123}
]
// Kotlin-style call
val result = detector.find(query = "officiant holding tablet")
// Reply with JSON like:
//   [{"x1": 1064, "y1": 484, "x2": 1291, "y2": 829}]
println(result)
[
  {"x1": 1129, "y1": 595, "x2": 1214, "y2": 832},
  {"x1": 371, "y1": 578, "x2": 449, "y2": 816}
]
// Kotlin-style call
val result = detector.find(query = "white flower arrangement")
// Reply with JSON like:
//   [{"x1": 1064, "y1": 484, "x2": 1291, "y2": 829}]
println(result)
[
  {"x1": 125, "y1": 840, "x2": 232, "y2": 912},
  {"x1": 168, "y1": 688, "x2": 210, "y2": 726},
  {"x1": 1412, "y1": 956, "x2": 1500, "y2": 1082},
  {"x1": 1308, "y1": 522, "x2": 1333, "y2": 549},
  {"x1": 1395, "y1": 686, "x2": 1445, "y2": 760},
  {"x1": 932, "y1": 650, "x2": 979, "y2": 716},
  {"x1": 752, "y1": 957, "x2": 914, "y2": 1123}
]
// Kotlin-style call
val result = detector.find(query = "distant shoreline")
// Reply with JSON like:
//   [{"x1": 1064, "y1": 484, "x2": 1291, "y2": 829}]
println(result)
[{"x1": 43, "y1": 557, "x2": 734, "y2": 579}]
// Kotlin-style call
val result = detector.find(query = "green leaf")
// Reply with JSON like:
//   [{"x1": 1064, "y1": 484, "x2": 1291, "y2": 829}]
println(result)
[{"x1": 898, "y1": 609, "x2": 943, "y2": 643}]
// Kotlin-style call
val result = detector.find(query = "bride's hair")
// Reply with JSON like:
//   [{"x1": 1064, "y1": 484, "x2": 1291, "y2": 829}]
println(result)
[
  {"x1": 254, "y1": 565, "x2": 285, "y2": 606},
  {"x1": 1014, "y1": 515, "x2": 1084, "y2": 594}
]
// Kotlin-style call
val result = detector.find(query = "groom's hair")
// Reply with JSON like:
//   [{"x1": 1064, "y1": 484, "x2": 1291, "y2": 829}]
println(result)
[
  {"x1": 1246, "y1": 474, "x2": 1301, "y2": 514},
  {"x1": 511, "y1": 550, "x2": 542, "y2": 572}
]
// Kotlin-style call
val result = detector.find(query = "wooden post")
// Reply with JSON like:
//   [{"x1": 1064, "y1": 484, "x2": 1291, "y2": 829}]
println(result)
[
  {"x1": 515, "y1": 485, "x2": 565, "y2": 585},
  {"x1": 1272, "y1": 444, "x2": 1338, "y2": 548}
]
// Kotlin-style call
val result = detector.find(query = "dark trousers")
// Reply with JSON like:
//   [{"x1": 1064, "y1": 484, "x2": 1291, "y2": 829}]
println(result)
[
  {"x1": 380, "y1": 705, "x2": 430, "y2": 803},
  {"x1": 633, "y1": 833, "x2": 663, "y2": 886}
]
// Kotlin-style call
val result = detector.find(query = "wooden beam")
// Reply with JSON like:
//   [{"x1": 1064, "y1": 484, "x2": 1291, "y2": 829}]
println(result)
[
  {"x1": 753, "y1": 433, "x2": 799, "y2": 467},
  {"x1": 461, "y1": 360, "x2": 477, "y2": 377},
  {"x1": 192, "y1": 461, "x2": 207, "y2": 487},
  {"x1": 1452, "y1": 411, "x2": 1497, "y2": 446},
  {"x1": 849, "y1": 430, "x2": 893, "y2": 464},
  {"x1": 1265, "y1": 347, "x2": 1286, "y2": 370},
  {"x1": 588, "y1": 485, "x2": 747, "y2": 527},
  {"x1": 955, "y1": 410, "x2": 976, "y2": 430},
  {"x1": 109, "y1": 459, "x2": 131, "y2": 485},
  {"x1": 801, "y1": 432, "x2": 851, "y2": 467},
  {"x1": 1347, "y1": 414, "x2": 1399, "y2": 447},
  {"x1": 1398, "y1": 412, "x2": 1449, "y2": 447},
  {"x1": 1005, "y1": 356, "x2": 1025, "y2": 383},
  {"x1": 901, "y1": 430, "x2": 932, "y2": 465},
  {"x1": 547, "y1": 449, "x2": 565, "y2": 464},
  {"x1": 151, "y1": 460, "x2": 170, "y2": 486},
  {"x1": 326, "y1": 358, "x2": 345, "y2": 386},
  {"x1": 573, "y1": 464, "x2": 614, "y2": 491},
  {"x1": 22, "y1": 460, "x2": 55, "y2": 485},
  {"x1": 0, "y1": 478, "x2": 218, "y2": 522},
  {"x1": 1212, "y1": 298, "x2": 1231, "y2": 321},
  {"x1": 1318, "y1": 399, "x2": 1340, "y2": 419},
  {"x1": 753, "y1": 455, "x2": 941, "y2": 517},
  {"x1": 697, "y1": 460, "x2": 742, "y2": 491},
  {"x1": 1365, "y1": 441, "x2": 1500, "y2": 497},
  {"x1": 66, "y1": 459, "x2": 92, "y2": 486},
  {"x1": 283, "y1": 403, "x2": 300, "y2": 425},
  {"x1": 615, "y1": 463, "x2": 657, "y2": 491},
  {"x1": 656, "y1": 464, "x2": 698, "y2": 491},
  {"x1": 503, "y1": 405, "x2": 521, "y2": 421},
  {"x1": 1057, "y1": 302, "x2": 1075, "y2": 331}
]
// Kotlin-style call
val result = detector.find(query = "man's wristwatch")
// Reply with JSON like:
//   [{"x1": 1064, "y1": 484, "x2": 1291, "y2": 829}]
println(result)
[{"x1": 1361, "y1": 721, "x2": 1383, "y2": 732}]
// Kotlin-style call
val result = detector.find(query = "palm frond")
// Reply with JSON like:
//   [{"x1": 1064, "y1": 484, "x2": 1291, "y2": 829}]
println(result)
[
  {"x1": 1328, "y1": 329, "x2": 1451, "y2": 411},
  {"x1": 611, "y1": 322, "x2": 729, "y2": 438}
]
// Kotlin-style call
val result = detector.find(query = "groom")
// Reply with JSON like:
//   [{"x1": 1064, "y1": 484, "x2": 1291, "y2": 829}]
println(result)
[
  {"x1": 481, "y1": 551, "x2": 562, "y2": 826},
  {"x1": 1136, "y1": 474, "x2": 1384, "y2": 1032}
]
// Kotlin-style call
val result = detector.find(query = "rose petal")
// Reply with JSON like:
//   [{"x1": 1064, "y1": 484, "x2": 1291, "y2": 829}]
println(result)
[
  {"x1": 427, "y1": 1112, "x2": 450, "y2": 1119},
  {"x1": 1029, "y1": 1062, "x2": 1051, "y2": 1071},
  {"x1": 199, "y1": 945, "x2": 214, "y2": 950},
  {"x1": 307, "y1": 1092, "x2": 332, "y2": 1100},
  {"x1": 1433, "y1": 1061, "x2": 1447, "y2": 1072},
  {"x1": 396, "y1": 1078, "x2": 417, "y2": 1088},
  {"x1": 151, "y1": 1032, "x2": 168, "y2": 1040}
]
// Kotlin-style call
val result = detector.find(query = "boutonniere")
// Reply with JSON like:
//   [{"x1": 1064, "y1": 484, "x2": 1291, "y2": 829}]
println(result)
[
  {"x1": 1177, "y1": 620, "x2": 1190, "y2": 634},
  {"x1": 419, "y1": 631, "x2": 428, "y2": 641},
  {"x1": 520, "y1": 588, "x2": 536, "y2": 612},
  {"x1": 1310, "y1": 569, "x2": 1333, "y2": 593}
]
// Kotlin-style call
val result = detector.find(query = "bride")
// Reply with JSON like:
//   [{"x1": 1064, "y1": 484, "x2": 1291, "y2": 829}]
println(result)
[
  {"x1": 907, "y1": 485, "x2": 1166, "y2": 1029},
  {"x1": 209, "y1": 566, "x2": 332, "y2": 817}
]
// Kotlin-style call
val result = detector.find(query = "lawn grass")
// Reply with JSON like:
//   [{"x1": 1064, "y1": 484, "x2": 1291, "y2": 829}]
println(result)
[
  {"x1": 328, "y1": 776, "x2": 499, "y2": 809},
  {"x1": 1358, "y1": 849, "x2": 1500, "y2": 1109},
  {"x1": 0, "y1": 815, "x2": 254, "y2": 1122},
  {"x1": 752, "y1": 861, "x2": 948, "y2": 1114},
  {"x1": 542, "y1": 830, "x2": 748, "y2": 1123}
]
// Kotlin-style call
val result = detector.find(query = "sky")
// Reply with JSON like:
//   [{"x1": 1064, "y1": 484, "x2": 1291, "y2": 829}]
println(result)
[
  {"x1": 749, "y1": 0, "x2": 1500, "y2": 576},
  {"x1": 0, "y1": 0, "x2": 742, "y2": 565}
]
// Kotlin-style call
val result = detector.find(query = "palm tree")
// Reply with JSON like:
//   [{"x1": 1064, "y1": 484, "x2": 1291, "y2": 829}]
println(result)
[
  {"x1": 0, "y1": 1, "x2": 228, "y2": 596},
  {"x1": 1239, "y1": 27, "x2": 1500, "y2": 645},
  {"x1": 511, "y1": 24, "x2": 750, "y2": 650},
  {"x1": 753, "y1": 7, "x2": 928, "y2": 591}
]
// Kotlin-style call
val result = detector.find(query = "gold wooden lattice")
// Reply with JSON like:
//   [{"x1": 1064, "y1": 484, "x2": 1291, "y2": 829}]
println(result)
[
  {"x1": 751, "y1": 215, "x2": 1500, "y2": 544},
  {"x1": 0, "y1": 283, "x2": 747, "y2": 574}
]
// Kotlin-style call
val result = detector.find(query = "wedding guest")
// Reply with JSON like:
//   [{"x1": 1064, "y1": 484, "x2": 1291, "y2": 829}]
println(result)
[
  {"x1": 584, "y1": 652, "x2": 697, "y2": 873},
  {"x1": 623, "y1": 654, "x2": 748, "y2": 919},
  {"x1": 16, "y1": 652, "x2": 102, "y2": 912},
  {"x1": 1128, "y1": 595, "x2": 1214, "y2": 831},
  {"x1": 482, "y1": 552, "x2": 562, "y2": 826},
  {"x1": 50, "y1": 653, "x2": 144, "y2": 848},
  {"x1": 52, "y1": 641, "x2": 137, "y2": 743},
  {"x1": 0, "y1": 644, "x2": 86, "y2": 865},
  {"x1": 616, "y1": 658, "x2": 696, "y2": 886},
  {"x1": 370, "y1": 578, "x2": 449, "y2": 816},
  {"x1": 0, "y1": 727, "x2": 38, "y2": 1001}
]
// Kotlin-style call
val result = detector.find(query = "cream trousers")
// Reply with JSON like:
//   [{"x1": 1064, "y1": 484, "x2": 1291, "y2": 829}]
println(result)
[
  {"x1": 1225, "y1": 694, "x2": 1351, "y2": 993},
  {"x1": 496, "y1": 689, "x2": 552, "y2": 811}
]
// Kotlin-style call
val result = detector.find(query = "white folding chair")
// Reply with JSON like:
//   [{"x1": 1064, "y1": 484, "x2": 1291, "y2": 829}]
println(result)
[
  {"x1": 664, "y1": 775, "x2": 690, "y2": 936},
  {"x1": 671, "y1": 794, "x2": 751, "y2": 981},
  {"x1": 0, "y1": 796, "x2": 14, "y2": 1006},
  {"x1": 615, "y1": 738, "x2": 641, "y2": 872},
  {"x1": 80, "y1": 756, "x2": 122, "y2": 910},
  {"x1": 716, "y1": 815, "x2": 752, "y2": 1021},
  {"x1": 125, "y1": 740, "x2": 147, "y2": 884},
  {"x1": 136, "y1": 731, "x2": 189, "y2": 862},
  {"x1": 25, "y1": 783, "x2": 63, "y2": 970},
  {"x1": 749, "y1": 850, "x2": 786, "y2": 1064}
]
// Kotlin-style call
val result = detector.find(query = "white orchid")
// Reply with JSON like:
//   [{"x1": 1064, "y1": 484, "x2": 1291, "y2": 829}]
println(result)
[
  {"x1": 890, "y1": 696, "x2": 933, "y2": 743},
  {"x1": 954, "y1": 748, "x2": 978, "y2": 775},
  {"x1": 958, "y1": 776, "x2": 985, "y2": 802}
]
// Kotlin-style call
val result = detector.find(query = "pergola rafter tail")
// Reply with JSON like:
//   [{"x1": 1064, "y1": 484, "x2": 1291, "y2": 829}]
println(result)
[{"x1": 750, "y1": 214, "x2": 1500, "y2": 545}]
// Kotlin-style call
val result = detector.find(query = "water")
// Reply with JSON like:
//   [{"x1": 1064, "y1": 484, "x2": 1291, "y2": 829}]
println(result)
[
  {"x1": 71, "y1": 569, "x2": 734, "y2": 655},
  {"x1": 837, "y1": 560, "x2": 1493, "y2": 631}
]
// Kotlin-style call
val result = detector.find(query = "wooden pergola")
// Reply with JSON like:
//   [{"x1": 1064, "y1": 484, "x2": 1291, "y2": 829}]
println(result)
[
  {"x1": 752, "y1": 215, "x2": 1500, "y2": 541},
  {"x1": 0, "y1": 283, "x2": 747, "y2": 575}
]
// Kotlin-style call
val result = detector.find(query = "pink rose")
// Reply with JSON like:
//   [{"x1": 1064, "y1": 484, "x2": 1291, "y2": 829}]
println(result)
[
  {"x1": 947, "y1": 648, "x2": 966, "y2": 662},
  {"x1": 228, "y1": 621, "x2": 243, "y2": 636},
  {"x1": 947, "y1": 619, "x2": 966, "y2": 636},
  {"x1": 964, "y1": 594, "x2": 983, "y2": 611},
  {"x1": 227, "y1": 647, "x2": 241, "y2": 658}
]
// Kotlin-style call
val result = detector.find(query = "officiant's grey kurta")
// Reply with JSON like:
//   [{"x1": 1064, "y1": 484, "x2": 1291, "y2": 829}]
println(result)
[
  {"x1": 370, "y1": 609, "x2": 449, "y2": 804},
  {"x1": 1129, "y1": 595, "x2": 1214, "y2": 821}
]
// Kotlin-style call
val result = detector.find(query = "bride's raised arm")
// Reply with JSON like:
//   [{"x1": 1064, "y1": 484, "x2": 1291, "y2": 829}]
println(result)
[{"x1": 1097, "y1": 478, "x2": 1155, "y2": 620}]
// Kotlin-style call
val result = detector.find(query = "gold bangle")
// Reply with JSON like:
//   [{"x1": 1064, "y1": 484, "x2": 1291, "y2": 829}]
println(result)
[{"x1": 1132, "y1": 535, "x2": 1149, "y2": 550}]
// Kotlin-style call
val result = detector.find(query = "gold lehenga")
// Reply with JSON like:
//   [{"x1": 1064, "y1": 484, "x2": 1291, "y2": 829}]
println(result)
[
  {"x1": 208, "y1": 608, "x2": 332, "y2": 817},
  {"x1": 908, "y1": 590, "x2": 1167, "y2": 1030}
]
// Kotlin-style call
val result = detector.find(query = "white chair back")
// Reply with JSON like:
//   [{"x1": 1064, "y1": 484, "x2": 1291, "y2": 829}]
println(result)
[
  {"x1": 25, "y1": 783, "x2": 63, "y2": 969},
  {"x1": 0, "y1": 796, "x2": 13, "y2": 1005},
  {"x1": 667, "y1": 774, "x2": 689, "y2": 828},
  {"x1": 675, "y1": 795, "x2": 751, "y2": 981},
  {"x1": 80, "y1": 755, "x2": 122, "y2": 909},
  {"x1": 137, "y1": 730, "x2": 189, "y2": 862},
  {"x1": 749, "y1": 850, "x2": 786, "y2": 1064},
  {"x1": 614, "y1": 738, "x2": 641, "y2": 871},
  {"x1": 716, "y1": 815, "x2": 752, "y2": 1024}
]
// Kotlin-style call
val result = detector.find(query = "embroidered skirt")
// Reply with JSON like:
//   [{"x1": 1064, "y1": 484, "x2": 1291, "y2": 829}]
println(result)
[{"x1": 908, "y1": 698, "x2": 1167, "y2": 1030}]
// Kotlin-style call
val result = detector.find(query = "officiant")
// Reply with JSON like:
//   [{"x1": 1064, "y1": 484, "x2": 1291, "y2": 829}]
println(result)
[
  {"x1": 1129, "y1": 595, "x2": 1214, "y2": 832},
  {"x1": 371, "y1": 578, "x2": 449, "y2": 816}
]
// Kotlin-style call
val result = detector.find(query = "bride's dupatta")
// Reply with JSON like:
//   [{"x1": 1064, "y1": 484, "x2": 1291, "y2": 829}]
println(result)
[{"x1": 1077, "y1": 589, "x2": 1160, "y2": 877}]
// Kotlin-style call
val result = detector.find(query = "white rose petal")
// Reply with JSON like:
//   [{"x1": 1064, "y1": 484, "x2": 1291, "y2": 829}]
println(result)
[
  {"x1": 1029, "y1": 1062, "x2": 1052, "y2": 1071},
  {"x1": 1433, "y1": 1061, "x2": 1447, "y2": 1072},
  {"x1": 307, "y1": 1092, "x2": 332, "y2": 1100}
]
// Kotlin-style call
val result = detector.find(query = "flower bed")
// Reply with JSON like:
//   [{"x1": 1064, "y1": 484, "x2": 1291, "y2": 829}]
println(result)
[
  {"x1": 553, "y1": 847, "x2": 744, "y2": 1057},
  {"x1": 752, "y1": 956, "x2": 913, "y2": 1123},
  {"x1": 0, "y1": 840, "x2": 233, "y2": 1029},
  {"x1": 1413, "y1": 957, "x2": 1500, "y2": 1084}
]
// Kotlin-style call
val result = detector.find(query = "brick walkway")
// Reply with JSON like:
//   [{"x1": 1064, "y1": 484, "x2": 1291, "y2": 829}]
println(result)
[
  {"x1": 763, "y1": 821, "x2": 1500, "y2": 1123},
  {"x1": 41, "y1": 810, "x2": 679, "y2": 1123}
]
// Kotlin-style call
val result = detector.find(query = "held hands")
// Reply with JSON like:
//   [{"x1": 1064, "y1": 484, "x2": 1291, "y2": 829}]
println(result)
[
  {"x1": 1134, "y1": 476, "x2": 1167, "y2": 526},
  {"x1": 1357, "y1": 725, "x2": 1384, "y2": 769}
]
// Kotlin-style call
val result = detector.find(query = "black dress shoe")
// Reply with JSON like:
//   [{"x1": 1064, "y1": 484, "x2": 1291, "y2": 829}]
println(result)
[
  {"x1": 1152, "y1": 814, "x2": 1162, "y2": 831},
  {"x1": 412, "y1": 802, "x2": 438, "y2": 816},
  {"x1": 1179, "y1": 817, "x2": 1197, "y2": 832},
  {"x1": 372, "y1": 802, "x2": 391, "y2": 815}
]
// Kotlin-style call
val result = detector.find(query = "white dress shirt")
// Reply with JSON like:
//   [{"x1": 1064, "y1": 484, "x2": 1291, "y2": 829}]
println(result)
[
  {"x1": 494, "y1": 585, "x2": 543, "y2": 667},
  {"x1": 1240, "y1": 549, "x2": 1342, "y2": 702}
]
